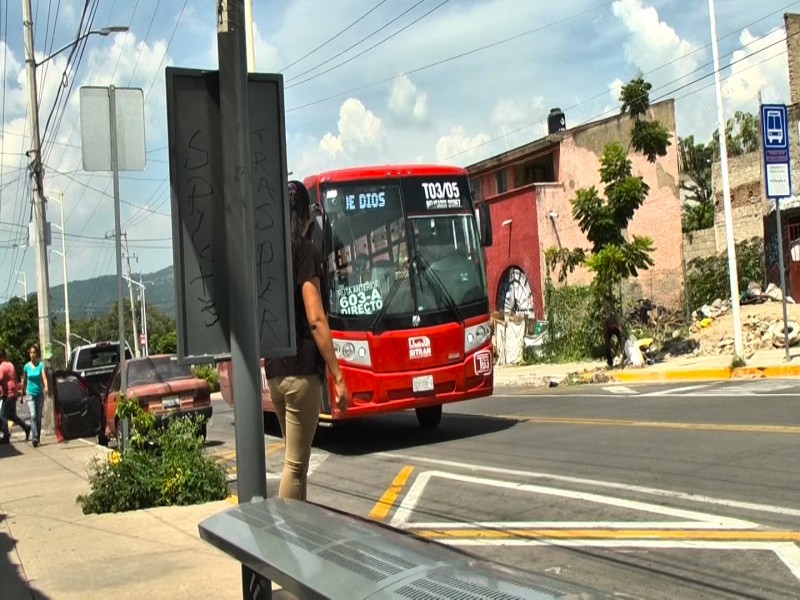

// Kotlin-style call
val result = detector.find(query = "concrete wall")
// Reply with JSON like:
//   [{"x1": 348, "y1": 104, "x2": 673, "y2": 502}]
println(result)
[
  {"x1": 787, "y1": 13, "x2": 800, "y2": 105},
  {"x1": 538, "y1": 100, "x2": 684, "y2": 308},
  {"x1": 470, "y1": 100, "x2": 683, "y2": 311},
  {"x1": 683, "y1": 228, "x2": 716, "y2": 265},
  {"x1": 711, "y1": 152, "x2": 768, "y2": 251}
]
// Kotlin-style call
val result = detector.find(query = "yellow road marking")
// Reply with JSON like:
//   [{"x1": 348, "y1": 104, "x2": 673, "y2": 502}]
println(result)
[
  {"x1": 266, "y1": 441, "x2": 284, "y2": 455},
  {"x1": 416, "y1": 528, "x2": 800, "y2": 541},
  {"x1": 368, "y1": 465, "x2": 415, "y2": 521},
  {"x1": 505, "y1": 416, "x2": 800, "y2": 434}
]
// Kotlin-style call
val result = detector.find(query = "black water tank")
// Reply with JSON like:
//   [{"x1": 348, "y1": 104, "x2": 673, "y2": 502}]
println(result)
[{"x1": 547, "y1": 108, "x2": 566, "y2": 134}]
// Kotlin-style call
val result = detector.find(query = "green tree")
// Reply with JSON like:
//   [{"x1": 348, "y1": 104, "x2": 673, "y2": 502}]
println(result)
[
  {"x1": 0, "y1": 296, "x2": 40, "y2": 369},
  {"x1": 548, "y1": 75, "x2": 668, "y2": 324},
  {"x1": 67, "y1": 303, "x2": 177, "y2": 357},
  {"x1": 678, "y1": 135, "x2": 714, "y2": 232},
  {"x1": 709, "y1": 110, "x2": 759, "y2": 158}
]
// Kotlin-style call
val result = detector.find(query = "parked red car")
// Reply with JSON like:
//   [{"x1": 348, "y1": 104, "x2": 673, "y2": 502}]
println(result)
[{"x1": 102, "y1": 355, "x2": 212, "y2": 444}]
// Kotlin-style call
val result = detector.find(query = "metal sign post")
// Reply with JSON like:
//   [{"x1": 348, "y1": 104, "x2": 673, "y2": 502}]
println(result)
[
  {"x1": 80, "y1": 85, "x2": 146, "y2": 446},
  {"x1": 217, "y1": 1, "x2": 271, "y2": 598},
  {"x1": 760, "y1": 103, "x2": 792, "y2": 361}
]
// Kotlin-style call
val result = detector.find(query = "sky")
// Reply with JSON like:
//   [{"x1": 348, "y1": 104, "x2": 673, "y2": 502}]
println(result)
[{"x1": 0, "y1": 0, "x2": 794, "y2": 307}]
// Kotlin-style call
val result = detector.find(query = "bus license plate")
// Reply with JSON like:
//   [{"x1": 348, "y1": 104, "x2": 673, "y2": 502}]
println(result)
[
  {"x1": 162, "y1": 396, "x2": 180, "y2": 409},
  {"x1": 412, "y1": 375, "x2": 434, "y2": 393}
]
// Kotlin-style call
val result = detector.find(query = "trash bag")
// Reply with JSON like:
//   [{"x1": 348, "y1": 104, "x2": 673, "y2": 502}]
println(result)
[{"x1": 624, "y1": 336, "x2": 645, "y2": 368}]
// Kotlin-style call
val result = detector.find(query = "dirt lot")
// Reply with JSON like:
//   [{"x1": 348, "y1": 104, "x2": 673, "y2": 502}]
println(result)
[{"x1": 690, "y1": 300, "x2": 800, "y2": 355}]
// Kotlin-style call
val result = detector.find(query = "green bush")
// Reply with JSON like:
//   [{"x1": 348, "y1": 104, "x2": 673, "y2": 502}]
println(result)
[
  {"x1": 686, "y1": 237, "x2": 765, "y2": 310},
  {"x1": 535, "y1": 283, "x2": 605, "y2": 363},
  {"x1": 192, "y1": 364, "x2": 220, "y2": 393},
  {"x1": 77, "y1": 397, "x2": 227, "y2": 514}
]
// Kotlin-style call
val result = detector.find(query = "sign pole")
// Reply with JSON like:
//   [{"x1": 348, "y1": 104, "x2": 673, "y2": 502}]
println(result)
[
  {"x1": 109, "y1": 84, "x2": 130, "y2": 448},
  {"x1": 216, "y1": 1, "x2": 270, "y2": 598},
  {"x1": 760, "y1": 102, "x2": 793, "y2": 362},
  {"x1": 776, "y1": 197, "x2": 791, "y2": 361}
]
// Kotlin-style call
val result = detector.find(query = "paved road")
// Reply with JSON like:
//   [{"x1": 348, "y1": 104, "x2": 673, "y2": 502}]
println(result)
[{"x1": 207, "y1": 379, "x2": 800, "y2": 599}]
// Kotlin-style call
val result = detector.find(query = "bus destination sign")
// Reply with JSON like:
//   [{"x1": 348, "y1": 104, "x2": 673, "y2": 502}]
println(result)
[{"x1": 421, "y1": 180, "x2": 462, "y2": 210}]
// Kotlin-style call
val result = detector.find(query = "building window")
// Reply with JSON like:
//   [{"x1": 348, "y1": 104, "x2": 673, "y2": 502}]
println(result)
[
  {"x1": 513, "y1": 153, "x2": 556, "y2": 187},
  {"x1": 495, "y1": 169, "x2": 507, "y2": 194},
  {"x1": 469, "y1": 178, "x2": 481, "y2": 200}
]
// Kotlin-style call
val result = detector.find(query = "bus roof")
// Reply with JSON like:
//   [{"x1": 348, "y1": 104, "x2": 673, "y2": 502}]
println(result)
[{"x1": 304, "y1": 164, "x2": 467, "y2": 187}]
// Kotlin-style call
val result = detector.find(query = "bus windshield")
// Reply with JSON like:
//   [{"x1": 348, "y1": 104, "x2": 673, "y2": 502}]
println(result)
[{"x1": 321, "y1": 177, "x2": 488, "y2": 330}]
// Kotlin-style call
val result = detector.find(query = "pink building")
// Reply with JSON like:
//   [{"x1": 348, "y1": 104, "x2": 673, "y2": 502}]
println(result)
[{"x1": 467, "y1": 100, "x2": 684, "y2": 316}]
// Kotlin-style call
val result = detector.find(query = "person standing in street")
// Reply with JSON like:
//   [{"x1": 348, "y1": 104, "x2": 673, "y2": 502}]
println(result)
[
  {"x1": 0, "y1": 348, "x2": 30, "y2": 442},
  {"x1": 21, "y1": 344, "x2": 48, "y2": 447},
  {"x1": 265, "y1": 180, "x2": 350, "y2": 501}
]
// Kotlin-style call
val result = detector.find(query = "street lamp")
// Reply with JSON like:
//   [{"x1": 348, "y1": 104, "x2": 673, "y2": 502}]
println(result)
[
  {"x1": 16, "y1": 271, "x2": 27, "y2": 298},
  {"x1": 70, "y1": 333, "x2": 92, "y2": 345},
  {"x1": 123, "y1": 274, "x2": 148, "y2": 356},
  {"x1": 36, "y1": 26, "x2": 129, "y2": 67},
  {"x1": 47, "y1": 190, "x2": 70, "y2": 360}
]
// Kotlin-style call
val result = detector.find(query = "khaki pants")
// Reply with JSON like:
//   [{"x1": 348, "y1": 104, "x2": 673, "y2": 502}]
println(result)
[{"x1": 267, "y1": 375, "x2": 321, "y2": 500}]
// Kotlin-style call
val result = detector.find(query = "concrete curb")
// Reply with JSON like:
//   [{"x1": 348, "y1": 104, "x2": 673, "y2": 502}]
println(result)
[{"x1": 609, "y1": 364, "x2": 800, "y2": 383}]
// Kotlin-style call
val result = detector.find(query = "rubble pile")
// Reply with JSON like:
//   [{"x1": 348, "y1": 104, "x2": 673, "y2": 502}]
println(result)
[{"x1": 689, "y1": 292, "x2": 800, "y2": 355}]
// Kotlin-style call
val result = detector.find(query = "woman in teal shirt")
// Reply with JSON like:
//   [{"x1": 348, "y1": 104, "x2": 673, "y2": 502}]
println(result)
[{"x1": 22, "y1": 344, "x2": 48, "y2": 447}]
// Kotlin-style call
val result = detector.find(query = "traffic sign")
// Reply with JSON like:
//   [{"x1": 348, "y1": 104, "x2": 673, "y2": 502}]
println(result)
[{"x1": 761, "y1": 103, "x2": 791, "y2": 198}]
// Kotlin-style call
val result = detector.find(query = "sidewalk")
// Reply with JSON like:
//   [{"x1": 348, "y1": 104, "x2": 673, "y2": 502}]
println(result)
[
  {"x1": 493, "y1": 347, "x2": 800, "y2": 390},
  {"x1": 0, "y1": 434, "x2": 291, "y2": 599}
]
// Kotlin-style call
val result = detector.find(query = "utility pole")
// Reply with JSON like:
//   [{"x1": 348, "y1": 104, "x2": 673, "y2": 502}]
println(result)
[
  {"x1": 22, "y1": 0, "x2": 55, "y2": 433},
  {"x1": 139, "y1": 273, "x2": 148, "y2": 356},
  {"x1": 123, "y1": 233, "x2": 140, "y2": 357},
  {"x1": 48, "y1": 190, "x2": 71, "y2": 360},
  {"x1": 708, "y1": 0, "x2": 744, "y2": 359},
  {"x1": 217, "y1": 1, "x2": 270, "y2": 596}
]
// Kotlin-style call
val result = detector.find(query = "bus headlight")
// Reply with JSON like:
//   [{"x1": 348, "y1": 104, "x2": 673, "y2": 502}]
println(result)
[
  {"x1": 332, "y1": 338, "x2": 372, "y2": 367},
  {"x1": 464, "y1": 320, "x2": 491, "y2": 354}
]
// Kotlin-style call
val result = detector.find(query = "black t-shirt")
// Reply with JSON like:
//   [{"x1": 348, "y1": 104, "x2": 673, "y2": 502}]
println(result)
[{"x1": 265, "y1": 239, "x2": 324, "y2": 378}]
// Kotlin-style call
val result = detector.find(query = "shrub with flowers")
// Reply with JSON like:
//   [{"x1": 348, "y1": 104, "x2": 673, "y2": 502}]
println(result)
[{"x1": 77, "y1": 396, "x2": 227, "y2": 514}]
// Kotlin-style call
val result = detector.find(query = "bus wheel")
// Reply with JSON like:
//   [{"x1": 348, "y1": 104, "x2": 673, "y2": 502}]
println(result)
[{"x1": 415, "y1": 405, "x2": 442, "y2": 429}]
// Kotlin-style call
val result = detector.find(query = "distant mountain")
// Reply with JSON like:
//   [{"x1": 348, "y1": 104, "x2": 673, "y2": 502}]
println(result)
[{"x1": 48, "y1": 265, "x2": 176, "y2": 321}]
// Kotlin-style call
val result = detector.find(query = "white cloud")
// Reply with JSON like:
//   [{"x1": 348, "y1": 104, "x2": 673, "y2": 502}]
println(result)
[
  {"x1": 319, "y1": 98, "x2": 384, "y2": 160},
  {"x1": 388, "y1": 75, "x2": 428, "y2": 124},
  {"x1": 612, "y1": 0, "x2": 704, "y2": 84},
  {"x1": 608, "y1": 77, "x2": 624, "y2": 105},
  {"x1": 723, "y1": 27, "x2": 789, "y2": 108},
  {"x1": 435, "y1": 126, "x2": 491, "y2": 164},
  {"x1": 490, "y1": 95, "x2": 545, "y2": 128}
]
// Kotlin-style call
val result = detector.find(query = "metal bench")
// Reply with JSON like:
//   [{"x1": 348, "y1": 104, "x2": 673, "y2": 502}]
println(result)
[{"x1": 199, "y1": 499, "x2": 606, "y2": 600}]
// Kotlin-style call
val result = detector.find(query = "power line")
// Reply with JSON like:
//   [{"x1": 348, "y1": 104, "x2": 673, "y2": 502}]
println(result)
[
  {"x1": 278, "y1": 0, "x2": 390, "y2": 73},
  {"x1": 443, "y1": 27, "x2": 798, "y2": 161},
  {"x1": 286, "y1": 0, "x2": 794, "y2": 113},
  {"x1": 284, "y1": 0, "x2": 431, "y2": 84}
]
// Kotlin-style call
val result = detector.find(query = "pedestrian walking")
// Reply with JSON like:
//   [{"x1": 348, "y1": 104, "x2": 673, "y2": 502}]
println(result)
[
  {"x1": 0, "y1": 388, "x2": 8, "y2": 444},
  {"x1": 21, "y1": 344, "x2": 48, "y2": 447},
  {"x1": 0, "y1": 347, "x2": 30, "y2": 442},
  {"x1": 265, "y1": 180, "x2": 350, "y2": 501}
]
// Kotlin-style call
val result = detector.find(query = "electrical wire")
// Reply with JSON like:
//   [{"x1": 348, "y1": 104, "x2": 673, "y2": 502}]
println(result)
[
  {"x1": 443, "y1": 27, "x2": 798, "y2": 161},
  {"x1": 284, "y1": 0, "x2": 431, "y2": 84},
  {"x1": 278, "y1": 0, "x2": 390, "y2": 73},
  {"x1": 286, "y1": 0, "x2": 796, "y2": 112}
]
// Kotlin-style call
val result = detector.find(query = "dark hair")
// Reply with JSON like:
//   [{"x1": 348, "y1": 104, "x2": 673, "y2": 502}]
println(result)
[
  {"x1": 288, "y1": 180, "x2": 310, "y2": 246},
  {"x1": 28, "y1": 344, "x2": 40, "y2": 356},
  {"x1": 0, "y1": 348, "x2": 6, "y2": 360}
]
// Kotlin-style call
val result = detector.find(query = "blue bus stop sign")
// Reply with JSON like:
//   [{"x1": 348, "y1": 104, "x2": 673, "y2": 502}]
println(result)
[{"x1": 761, "y1": 103, "x2": 791, "y2": 199}]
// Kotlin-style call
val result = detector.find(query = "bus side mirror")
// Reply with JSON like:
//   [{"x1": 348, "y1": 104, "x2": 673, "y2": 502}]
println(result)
[{"x1": 477, "y1": 202, "x2": 493, "y2": 247}]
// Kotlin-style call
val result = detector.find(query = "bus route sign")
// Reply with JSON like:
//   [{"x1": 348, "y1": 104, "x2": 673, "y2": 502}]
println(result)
[{"x1": 761, "y1": 103, "x2": 791, "y2": 199}]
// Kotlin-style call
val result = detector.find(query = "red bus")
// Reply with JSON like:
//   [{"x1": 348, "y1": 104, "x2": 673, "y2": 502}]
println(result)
[{"x1": 220, "y1": 164, "x2": 494, "y2": 428}]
